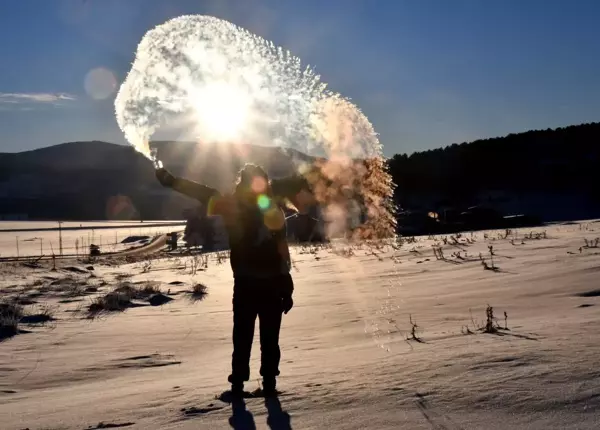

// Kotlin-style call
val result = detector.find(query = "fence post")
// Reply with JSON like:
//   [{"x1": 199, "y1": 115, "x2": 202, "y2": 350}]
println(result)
[{"x1": 58, "y1": 221, "x2": 63, "y2": 256}]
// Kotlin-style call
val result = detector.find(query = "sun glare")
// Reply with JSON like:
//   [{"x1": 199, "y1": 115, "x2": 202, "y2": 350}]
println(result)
[{"x1": 189, "y1": 81, "x2": 250, "y2": 142}]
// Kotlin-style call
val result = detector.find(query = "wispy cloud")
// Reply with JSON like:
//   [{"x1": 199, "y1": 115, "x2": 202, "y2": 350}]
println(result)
[{"x1": 0, "y1": 92, "x2": 76, "y2": 104}]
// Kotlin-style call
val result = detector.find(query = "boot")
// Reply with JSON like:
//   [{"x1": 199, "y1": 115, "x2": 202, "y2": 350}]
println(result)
[{"x1": 262, "y1": 377, "x2": 277, "y2": 397}]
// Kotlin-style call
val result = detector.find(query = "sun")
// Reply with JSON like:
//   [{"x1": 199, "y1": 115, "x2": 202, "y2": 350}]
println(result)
[{"x1": 189, "y1": 81, "x2": 251, "y2": 142}]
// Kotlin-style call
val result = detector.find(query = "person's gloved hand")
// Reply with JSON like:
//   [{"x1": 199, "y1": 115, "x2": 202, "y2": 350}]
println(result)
[
  {"x1": 155, "y1": 167, "x2": 175, "y2": 187},
  {"x1": 282, "y1": 295, "x2": 294, "y2": 314}
]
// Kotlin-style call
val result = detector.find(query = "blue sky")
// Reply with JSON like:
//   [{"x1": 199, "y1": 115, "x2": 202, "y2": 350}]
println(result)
[{"x1": 1, "y1": 0, "x2": 599, "y2": 157}]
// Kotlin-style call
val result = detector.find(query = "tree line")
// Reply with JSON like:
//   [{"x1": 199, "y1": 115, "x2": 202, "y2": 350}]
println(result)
[{"x1": 385, "y1": 122, "x2": 600, "y2": 211}]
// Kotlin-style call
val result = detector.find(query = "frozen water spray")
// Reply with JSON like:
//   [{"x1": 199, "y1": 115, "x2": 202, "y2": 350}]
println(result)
[{"x1": 115, "y1": 15, "x2": 395, "y2": 238}]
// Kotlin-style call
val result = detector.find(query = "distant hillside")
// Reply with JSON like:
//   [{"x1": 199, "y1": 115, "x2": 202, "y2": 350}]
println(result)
[
  {"x1": 387, "y1": 122, "x2": 600, "y2": 221},
  {"x1": 0, "y1": 141, "x2": 310, "y2": 220},
  {"x1": 1, "y1": 122, "x2": 599, "y2": 222}
]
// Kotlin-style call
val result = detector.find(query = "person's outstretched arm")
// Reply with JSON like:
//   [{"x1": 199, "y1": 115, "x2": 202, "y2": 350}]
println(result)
[
  {"x1": 270, "y1": 174, "x2": 309, "y2": 199},
  {"x1": 155, "y1": 168, "x2": 221, "y2": 206},
  {"x1": 270, "y1": 174, "x2": 315, "y2": 212}
]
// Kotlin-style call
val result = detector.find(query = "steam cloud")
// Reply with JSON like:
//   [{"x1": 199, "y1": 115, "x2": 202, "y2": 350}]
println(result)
[{"x1": 115, "y1": 15, "x2": 395, "y2": 238}]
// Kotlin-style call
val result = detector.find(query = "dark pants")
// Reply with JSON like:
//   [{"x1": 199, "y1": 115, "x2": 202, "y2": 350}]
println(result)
[{"x1": 228, "y1": 276, "x2": 288, "y2": 385}]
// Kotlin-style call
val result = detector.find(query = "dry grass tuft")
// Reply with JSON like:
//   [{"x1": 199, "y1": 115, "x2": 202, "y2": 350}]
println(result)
[
  {"x1": 0, "y1": 299, "x2": 56, "y2": 340},
  {"x1": 20, "y1": 304, "x2": 57, "y2": 325},
  {"x1": 87, "y1": 291, "x2": 134, "y2": 316},
  {"x1": 114, "y1": 281, "x2": 161, "y2": 300},
  {"x1": 86, "y1": 281, "x2": 170, "y2": 316},
  {"x1": 189, "y1": 283, "x2": 208, "y2": 302},
  {"x1": 462, "y1": 305, "x2": 510, "y2": 335},
  {"x1": 0, "y1": 299, "x2": 23, "y2": 341},
  {"x1": 406, "y1": 314, "x2": 424, "y2": 343},
  {"x1": 139, "y1": 282, "x2": 161, "y2": 297}
]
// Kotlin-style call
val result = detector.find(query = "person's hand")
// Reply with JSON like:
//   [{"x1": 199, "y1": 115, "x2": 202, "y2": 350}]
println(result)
[
  {"x1": 155, "y1": 167, "x2": 175, "y2": 187},
  {"x1": 282, "y1": 295, "x2": 294, "y2": 314}
]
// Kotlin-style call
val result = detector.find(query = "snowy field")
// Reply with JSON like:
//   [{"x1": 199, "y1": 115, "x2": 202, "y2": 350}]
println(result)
[
  {"x1": 1, "y1": 221, "x2": 600, "y2": 429},
  {"x1": 0, "y1": 221, "x2": 185, "y2": 258}
]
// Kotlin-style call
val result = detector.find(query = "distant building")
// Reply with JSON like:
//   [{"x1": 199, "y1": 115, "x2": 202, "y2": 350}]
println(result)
[{"x1": 182, "y1": 206, "x2": 228, "y2": 251}]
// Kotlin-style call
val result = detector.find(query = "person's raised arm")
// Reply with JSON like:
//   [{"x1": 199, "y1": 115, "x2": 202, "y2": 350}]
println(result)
[
  {"x1": 155, "y1": 167, "x2": 221, "y2": 207},
  {"x1": 270, "y1": 174, "x2": 315, "y2": 212}
]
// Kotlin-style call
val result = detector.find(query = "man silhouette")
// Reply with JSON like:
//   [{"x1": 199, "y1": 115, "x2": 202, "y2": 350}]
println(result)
[{"x1": 156, "y1": 163, "x2": 308, "y2": 396}]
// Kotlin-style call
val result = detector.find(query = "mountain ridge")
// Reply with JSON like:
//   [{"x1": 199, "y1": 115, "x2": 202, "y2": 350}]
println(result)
[{"x1": 1, "y1": 121, "x2": 600, "y2": 221}]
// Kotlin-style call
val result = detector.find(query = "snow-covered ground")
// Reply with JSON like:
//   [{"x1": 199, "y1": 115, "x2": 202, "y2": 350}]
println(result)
[
  {"x1": 1, "y1": 221, "x2": 600, "y2": 429},
  {"x1": 0, "y1": 220, "x2": 182, "y2": 231},
  {"x1": 0, "y1": 221, "x2": 184, "y2": 258}
]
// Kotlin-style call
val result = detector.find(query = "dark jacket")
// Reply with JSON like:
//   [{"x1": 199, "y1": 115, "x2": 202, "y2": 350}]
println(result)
[{"x1": 157, "y1": 171, "x2": 307, "y2": 282}]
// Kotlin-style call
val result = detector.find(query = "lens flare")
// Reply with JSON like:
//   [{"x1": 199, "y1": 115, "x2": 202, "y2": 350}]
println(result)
[
  {"x1": 251, "y1": 176, "x2": 267, "y2": 194},
  {"x1": 257, "y1": 194, "x2": 271, "y2": 211},
  {"x1": 263, "y1": 206, "x2": 285, "y2": 231},
  {"x1": 85, "y1": 67, "x2": 117, "y2": 100}
]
